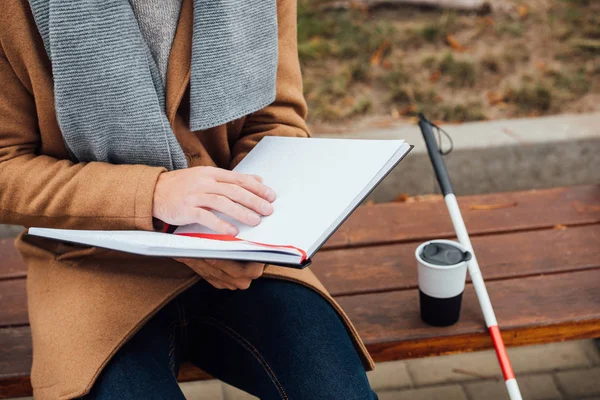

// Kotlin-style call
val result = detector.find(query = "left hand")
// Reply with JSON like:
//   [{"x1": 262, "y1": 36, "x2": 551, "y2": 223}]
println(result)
[{"x1": 175, "y1": 258, "x2": 266, "y2": 290}]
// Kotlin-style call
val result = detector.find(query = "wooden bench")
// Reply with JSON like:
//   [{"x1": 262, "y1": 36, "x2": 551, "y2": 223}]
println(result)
[{"x1": 1, "y1": 185, "x2": 599, "y2": 398}]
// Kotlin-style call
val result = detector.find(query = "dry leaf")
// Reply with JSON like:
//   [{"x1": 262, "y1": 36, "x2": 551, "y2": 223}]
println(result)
[
  {"x1": 342, "y1": 96, "x2": 355, "y2": 106},
  {"x1": 405, "y1": 194, "x2": 443, "y2": 203},
  {"x1": 446, "y1": 35, "x2": 466, "y2": 52},
  {"x1": 370, "y1": 39, "x2": 391, "y2": 66},
  {"x1": 572, "y1": 202, "x2": 600, "y2": 212},
  {"x1": 535, "y1": 62, "x2": 546, "y2": 71},
  {"x1": 430, "y1": 70, "x2": 441, "y2": 83},
  {"x1": 370, "y1": 118, "x2": 396, "y2": 128},
  {"x1": 517, "y1": 4, "x2": 529, "y2": 19},
  {"x1": 487, "y1": 91, "x2": 505, "y2": 105},
  {"x1": 553, "y1": 224, "x2": 567, "y2": 230},
  {"x1": 381, "y1": 60, "x2": 393, "y2": 70},
  {"x1": 393, "y1": 193, "x2": 412, "y2": 203},
  {"x1": 398, "y1": 104, "x2": 417, "y2": 116},
  {"x1": 470, "y1": 202, "x2": 518, "y2": 210},
  {"x1": 391, "y1": 107, "x2": 401, "y2": 119},
  {"x1": 346, "y1": 1, "x2": 369, "y2": 13}
]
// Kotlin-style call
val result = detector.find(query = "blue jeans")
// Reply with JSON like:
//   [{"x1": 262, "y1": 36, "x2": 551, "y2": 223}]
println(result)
[{"x1": 82, "y1": 278, "x2": 378, "y2": 399}]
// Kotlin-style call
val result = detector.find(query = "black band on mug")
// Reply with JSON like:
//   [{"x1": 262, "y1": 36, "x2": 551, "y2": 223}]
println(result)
[{"x1": 419, "y1": 290, "x2": 463, "y2": 327}]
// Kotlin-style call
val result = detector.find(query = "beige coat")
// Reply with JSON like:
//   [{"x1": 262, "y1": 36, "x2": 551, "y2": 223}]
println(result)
[{"x1": 0, "y1": 0, "x2": 374, "y2": 398}]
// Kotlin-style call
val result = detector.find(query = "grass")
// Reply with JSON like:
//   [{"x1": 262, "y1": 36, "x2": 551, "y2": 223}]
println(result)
[
  {"x1": 506, "y1": 83, "x2": 553, "y2": 113},
  {"x1": 548, "y1": 69, "x2": 590, "y2": 96},
  {"x1": 438, "y1": 53, "x2": 477, "y2": 87},
  {"x1": 297, "y1": 0, "x2": 599, "y2": 124}
]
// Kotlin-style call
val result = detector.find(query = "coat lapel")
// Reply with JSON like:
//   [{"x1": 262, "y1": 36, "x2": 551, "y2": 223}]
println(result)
[{"x1": 165, "y1": 0, "x2": 193, "y2": 124}]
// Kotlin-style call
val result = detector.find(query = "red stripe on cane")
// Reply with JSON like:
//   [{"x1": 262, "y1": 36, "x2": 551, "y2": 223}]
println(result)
[
  {"x1": 489, "y1": 325, "x2": 515, "y2": 380},
  {"x1": 176, "y1": 232, "x2": 308, "y2": 262}
]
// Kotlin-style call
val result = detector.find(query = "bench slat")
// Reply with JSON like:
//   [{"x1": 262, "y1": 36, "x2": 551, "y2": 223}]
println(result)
[
  {"x1": 312, "y1": 224, "x2": 600, "y2": 296},
  {"x1": 0, "y1": 239, "x2": 25, "y2": 281},
  {"x1": 1, "y1": 185, "x2": 599, "y2": 281},
  {"x1": 325, "y1": 184, "x2": 600, "y2": 249},
  {"x1": 2, "y1": 268, "x2": 599, "y2": 398},
  {"x1": 0, "y1": 280, "x2": 27, "y2": 327}
]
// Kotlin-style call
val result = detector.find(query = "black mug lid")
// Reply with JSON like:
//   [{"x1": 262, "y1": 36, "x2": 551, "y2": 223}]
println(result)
[{"x1": 421, "y1": 242, "x2": 472, "y2": 266}]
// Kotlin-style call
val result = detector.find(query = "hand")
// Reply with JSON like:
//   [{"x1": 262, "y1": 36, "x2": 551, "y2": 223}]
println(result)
[
  {"x1": 176, "y1": 258, "x2": 265, "y2": 290},
  {"x1": 152, "y1": 166, "x2": 276, "y2": 235}
]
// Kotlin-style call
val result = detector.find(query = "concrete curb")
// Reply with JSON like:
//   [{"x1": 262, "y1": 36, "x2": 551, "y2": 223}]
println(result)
[{"x1": 313, "y1": 113, "x2": 600, "y2": 202}]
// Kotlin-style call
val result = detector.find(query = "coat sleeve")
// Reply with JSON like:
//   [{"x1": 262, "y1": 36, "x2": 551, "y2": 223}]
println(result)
[
  {"x1": 0, "y1": 46, "x2": 166, "y2": 231},
  {"x1": 230, "y1": 0, "x2": 311, "y2": 170}
]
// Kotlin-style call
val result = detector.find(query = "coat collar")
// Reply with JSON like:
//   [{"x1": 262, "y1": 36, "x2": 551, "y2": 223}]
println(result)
[{"x1": 165, "y1": 0, "x2": 192, "y2": 124}]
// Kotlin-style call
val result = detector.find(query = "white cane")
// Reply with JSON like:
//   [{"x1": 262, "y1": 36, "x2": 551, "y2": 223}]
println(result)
[{"x1": 418, "y1": 114, "x2": 523, "y2": 400}]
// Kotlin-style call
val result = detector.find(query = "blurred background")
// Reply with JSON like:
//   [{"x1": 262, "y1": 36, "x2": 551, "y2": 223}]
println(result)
[{"x1": 298, "y1": 0, "x2": 598, "y2": 128}]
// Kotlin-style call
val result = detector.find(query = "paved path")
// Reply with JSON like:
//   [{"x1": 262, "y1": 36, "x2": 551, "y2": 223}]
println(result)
[{"x1": 11, "y1": 339, "x2": 597, "y2": 399}]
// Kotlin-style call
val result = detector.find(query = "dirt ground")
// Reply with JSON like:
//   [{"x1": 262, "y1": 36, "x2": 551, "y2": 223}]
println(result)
[{"x1": 298, "y1": 0, "x2": 599, "y2": 129}]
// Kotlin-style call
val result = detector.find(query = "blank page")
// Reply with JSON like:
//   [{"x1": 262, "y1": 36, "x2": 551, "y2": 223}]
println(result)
[{"x1": 176, "y1": 137, "x2": 407, "y2": 254}]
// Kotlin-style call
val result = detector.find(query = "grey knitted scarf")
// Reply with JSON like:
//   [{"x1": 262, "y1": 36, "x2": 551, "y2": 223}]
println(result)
[{"x1": 28, "y1": 0, "x2": 278, "y2": 170}]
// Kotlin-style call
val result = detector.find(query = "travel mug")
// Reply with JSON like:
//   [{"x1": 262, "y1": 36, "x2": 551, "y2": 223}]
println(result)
[{"x1": 415, "y1": 240, "x2": 471, "y2": 327}]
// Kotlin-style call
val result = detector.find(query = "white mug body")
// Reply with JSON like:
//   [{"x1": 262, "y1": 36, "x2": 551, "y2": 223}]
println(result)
[{"x1": 415, "y1": 240, "x2": 469, "y2": 326}]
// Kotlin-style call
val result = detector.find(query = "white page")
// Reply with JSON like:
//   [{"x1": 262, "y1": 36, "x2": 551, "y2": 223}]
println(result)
[
  {"x1": 175, "y1": 137, "x2": 406, "y2": 254},
  {"x1": 28, "y1": 228, "x2": 303, "y2": 256}
]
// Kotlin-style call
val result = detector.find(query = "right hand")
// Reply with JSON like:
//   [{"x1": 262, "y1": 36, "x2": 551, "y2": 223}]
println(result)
[{"x1": 152, "y1": 166, "x2": 276, "y2": 235}]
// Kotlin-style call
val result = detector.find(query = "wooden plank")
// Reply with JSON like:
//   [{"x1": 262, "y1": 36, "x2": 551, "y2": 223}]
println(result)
[
  {"x1": 324, "y1": 185, "x2": 600, "y2": 249},
  {"x1": 0, "y1": 239, "x2": 24, "y2": 280},
  {"x1": 1, "y1": 185, "x2": 599, "y2": 281},
  {"x1": 337, "y1": 268, "x2": 600, "y2": 361},
  {"x1": 312, "y1": 224, "x2": 600, "y2": 296},
  {"x1": 0, "y1": 280, "x2": 27, "y2": 327},
  {"x1": 0, "y1": 376, "x2": 33, "y2": 400},
  {"x1": 3, "y1": 269, "x2": 600, "y2": 398},
  {"x1": 2, "y1": 224, "x2": 599, "y2": 327},
  {"x1": 0, "y1": 327, "x2": 31, "y2": 387}
]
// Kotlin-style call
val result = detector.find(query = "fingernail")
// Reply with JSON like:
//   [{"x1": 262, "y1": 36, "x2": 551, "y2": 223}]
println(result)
[
  {"x1": 260, "y1": 202, "x2": 273, "y2": 215},
  {"x1": 248, "y1": 213, "x2": 261, "y2": 225},
  {"x1": 227, "y1": 227, "x2": 238, "y2": 236},
  {"x1": 266, "y1": 188, "x2": 276, "y2": 202}
]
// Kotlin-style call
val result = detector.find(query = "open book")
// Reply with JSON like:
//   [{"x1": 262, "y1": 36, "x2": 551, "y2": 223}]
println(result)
[{"x1": 29, "y1": 137, "x2": 412, "y2": 268}]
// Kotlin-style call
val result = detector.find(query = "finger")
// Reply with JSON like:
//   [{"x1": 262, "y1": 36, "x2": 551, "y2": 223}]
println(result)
[
  {"x1": 193, "y1": 208, "x2": 238, "y2": 236},
  {"x1": 251, "y1": 175, "x2": 263, "y2": 183},
  {"x1": 206, "y1": 259, "x2": 264, "y2": 281},
  {"x1": 211, "y1": 259, "x2": 248, "y2": 279},
  {"x1": 208, "y1": 168, "x2": 276, "y2": 203},
  {"x1": 206, "y1": 182, "x2": 273, "y2": 217},
  {"x1": 243, "y1": 262, "x2": 266, "y2": 280},
  {"x1": 206, "y1": 277, "x2": 237, "y2": 290},
  {"x1": 221, "y1": 262, "x2": 264, "y2": 282},
  {"x1": 205, "y1": 278, "x2": 227, "y2": 289},
  {"x1": 231, "y1": 278, "x2": 252, "y2": 290},
  {"x1": 196, "y1": 194, "x2": 262, "y2": 227},
  {"x1": 204, "y1": 258, "x2": 219, "y2": 267}
]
